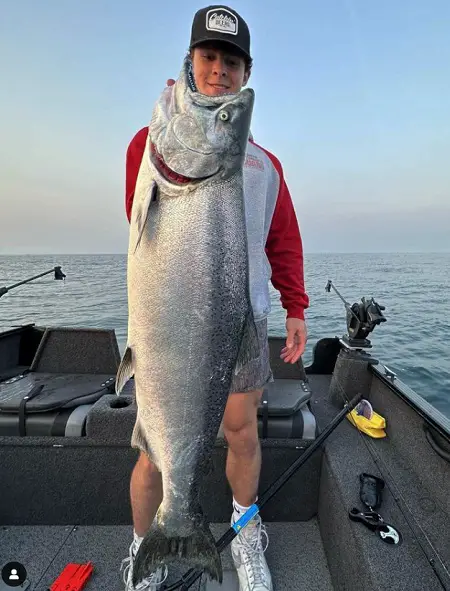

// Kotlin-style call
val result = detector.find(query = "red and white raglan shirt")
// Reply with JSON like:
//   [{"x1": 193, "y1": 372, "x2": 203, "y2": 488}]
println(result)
[{"x1": 125, "y1": 127, "x2": 309, "y2": 322}]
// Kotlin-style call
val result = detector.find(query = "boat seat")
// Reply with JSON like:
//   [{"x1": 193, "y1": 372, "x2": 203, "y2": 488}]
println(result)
[
  {"x1": 258, "y1": 378, "x2": 316, "y2": 439},
  {"x1": 0, "y1": 327, "x2": 119, "y2": 437},
  {"x1": 0, "y1": 325, "x2": 36, "y2": 382},
  {"x1": 215, "y1": 378, "x2": 315, "y2": 440},
  {"x1": 0, "y1": 326, "x2": 317, "y2": 441},
  {"x1": 87, "y1": 374, "x2": 317, "y2": 444},
  {"x1": 0, "y1": 365, "x2": 29, "y2": 382},
  {"x1": 0, "y1": 371, "x2": 116, "y2": 436}
]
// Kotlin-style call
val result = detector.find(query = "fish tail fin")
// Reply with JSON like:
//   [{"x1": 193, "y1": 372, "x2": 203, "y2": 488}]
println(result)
[
  {"x1": 132, "y1": 523, "x2": 222, "y2": 587},
  {"x1": 115, "y1": 346, "x2": 134, "y2": 394},
  {"x1": 234, "y1": 310, "x2": 260, "y2": 375}
]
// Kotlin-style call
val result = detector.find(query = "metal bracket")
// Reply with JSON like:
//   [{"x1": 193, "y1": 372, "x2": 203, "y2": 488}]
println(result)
[{"x1": 383, "y1": 365, "x2": 397, "y2": 381}]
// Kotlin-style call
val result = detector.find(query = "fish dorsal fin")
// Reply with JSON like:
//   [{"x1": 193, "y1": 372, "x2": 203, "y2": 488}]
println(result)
[
  {"x1": 115, "y1": 346, "x2": 134, "y2": 394},
  {"x1": 131, "y1": 180, "x2": 158, "y2": 254}
]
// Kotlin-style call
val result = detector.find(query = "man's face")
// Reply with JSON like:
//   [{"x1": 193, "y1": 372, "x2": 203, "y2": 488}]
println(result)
[{"x1": 191, "y1": 43, "x2": 250, "y2": 96}]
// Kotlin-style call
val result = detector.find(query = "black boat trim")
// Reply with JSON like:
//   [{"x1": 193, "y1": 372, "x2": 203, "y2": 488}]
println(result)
[{"x1": 0, "y1": 324, "x2": 36, "y2": 338}]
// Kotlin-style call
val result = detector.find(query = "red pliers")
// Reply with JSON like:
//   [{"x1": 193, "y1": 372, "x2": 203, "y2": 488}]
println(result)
[{"x1": 48, "y1": 561, "x2": 94, "y2": 591}]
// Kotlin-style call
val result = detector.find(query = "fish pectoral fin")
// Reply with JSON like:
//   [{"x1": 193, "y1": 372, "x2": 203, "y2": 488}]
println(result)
[
  {"x1": 115, "y1": 346, "x2": 134, "y2": 394},
  {"x1": 132, "y1": 180, "x2": 158, "y2": 253},
  {"x1": 234, "y1": 311, "x2": 260, "y2": 376},
  {"x1": 132, "y1": 523, "x2": 222, "y2": 586}
]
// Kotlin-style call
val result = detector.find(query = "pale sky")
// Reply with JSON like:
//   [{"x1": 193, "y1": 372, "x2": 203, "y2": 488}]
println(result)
[{"x1": 1, "y1": 0, "x2": 449, "y2": 254}]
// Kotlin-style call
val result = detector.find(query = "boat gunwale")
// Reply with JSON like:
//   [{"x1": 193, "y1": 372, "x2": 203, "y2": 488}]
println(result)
[{"x1": 370, "y1": 362, "x2": 450, "y2": 440}]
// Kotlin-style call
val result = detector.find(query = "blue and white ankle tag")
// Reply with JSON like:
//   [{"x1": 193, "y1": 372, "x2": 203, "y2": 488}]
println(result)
[{"x1": 232, "y1": 504, "x2": 260, "y2": 533}]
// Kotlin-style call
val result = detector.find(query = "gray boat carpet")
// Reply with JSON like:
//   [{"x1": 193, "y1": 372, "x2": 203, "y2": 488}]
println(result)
[
  {"x1": 308, "y1": 374, "x2": 448, "y2": 591},
  {"x1": 0, "y1": 521, "x2": 334, "y2": 591}
]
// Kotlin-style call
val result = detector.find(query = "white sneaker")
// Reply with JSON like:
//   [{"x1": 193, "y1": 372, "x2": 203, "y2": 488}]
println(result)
[
  {"x1": 121, "y1": 539, "x2": 168, "y2": 590},
  {"x1": 230, "y1": 514, "x2": 273, "y2": 591}
]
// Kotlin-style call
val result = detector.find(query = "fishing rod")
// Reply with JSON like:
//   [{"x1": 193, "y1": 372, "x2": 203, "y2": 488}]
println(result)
[
  {"x1": 163, "y1": 391, "x2": 363, "y2": 591},
  {"x1": 0, "y1": 266, "x2": 66, "y2": 299},
  {"x1": 325, "y1": 279, "x2": 361, "y2": 323}
]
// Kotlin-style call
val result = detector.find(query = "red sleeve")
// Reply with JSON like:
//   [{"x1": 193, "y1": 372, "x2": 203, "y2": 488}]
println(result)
[
  {"x1": 261, "y1": 150, "x2": 309, "y2": 320},
  {"x1": 125, "y1": 126, "x2": 148, "y2": 222}
]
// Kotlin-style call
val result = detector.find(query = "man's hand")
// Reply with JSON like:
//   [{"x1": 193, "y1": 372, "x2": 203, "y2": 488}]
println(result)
[
  {"x1": 166, "y1": 79, "x2": 176, "y2": 86},
  {"x1": 280, "y1": 318, "x2": 307, "y2": 364}
]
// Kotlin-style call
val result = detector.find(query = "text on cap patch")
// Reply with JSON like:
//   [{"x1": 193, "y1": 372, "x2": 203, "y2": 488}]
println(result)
[{"x1": 206, "y1": 8, "x2": 238, "y2": 35}]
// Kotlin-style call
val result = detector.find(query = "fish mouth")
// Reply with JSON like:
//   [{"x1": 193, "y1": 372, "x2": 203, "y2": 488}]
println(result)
[{"x1": 150, "y1": 143, "x2": 218, "y2": 185}]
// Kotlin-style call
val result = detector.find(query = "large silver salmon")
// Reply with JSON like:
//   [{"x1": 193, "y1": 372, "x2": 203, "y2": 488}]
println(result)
[{"x1": 116, "y1": 57, "x2": 256, "y2": 586}]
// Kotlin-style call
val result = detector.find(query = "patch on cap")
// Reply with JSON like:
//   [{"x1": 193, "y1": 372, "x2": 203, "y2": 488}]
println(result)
[{"x1": 206, "y1": 8, "x2": 238, "y2": 36}]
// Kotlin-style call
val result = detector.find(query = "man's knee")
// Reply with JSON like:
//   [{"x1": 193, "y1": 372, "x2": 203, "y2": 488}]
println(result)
[
  {"x1": 135, "y1": 451, "x2": 161, "y2": 481},
  {"x1": 222, "y1": 390, "x2": 262, "y2": 455},
  {"x1": 224, "y1": 422, "x2": 259, "y2": 456}
]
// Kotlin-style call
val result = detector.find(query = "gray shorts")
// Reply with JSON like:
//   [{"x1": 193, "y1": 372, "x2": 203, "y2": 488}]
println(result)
[
  {"x1": 229, "y1": 318, "x2": 273, "y2": 393},
  {"x1": 131, "y1": 319, "x2": 273, "y2": 458}
]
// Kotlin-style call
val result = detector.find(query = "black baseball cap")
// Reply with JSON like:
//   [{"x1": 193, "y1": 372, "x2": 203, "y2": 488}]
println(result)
[{"x1": 189, "y1": 5, "x2": 251, "y2": 62}]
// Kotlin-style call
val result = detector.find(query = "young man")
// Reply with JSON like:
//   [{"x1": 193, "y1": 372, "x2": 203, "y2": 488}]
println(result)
[{"x1": 121, "y1": 5, "x2": 309, "y2": 591}]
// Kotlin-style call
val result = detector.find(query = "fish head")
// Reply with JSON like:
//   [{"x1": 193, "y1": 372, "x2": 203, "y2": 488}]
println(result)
[{"x1": 150, "y1": 57, "x2": 255, "y2": 184}]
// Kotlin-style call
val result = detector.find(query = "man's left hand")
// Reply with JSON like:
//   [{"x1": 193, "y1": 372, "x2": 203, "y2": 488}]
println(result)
[{"x1": 280, "y1": 318, "x2": 307, "y2": 364}]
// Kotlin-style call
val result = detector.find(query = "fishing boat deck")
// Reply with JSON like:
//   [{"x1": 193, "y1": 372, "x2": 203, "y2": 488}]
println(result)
[
  {"x1": 0, "y1": 520, "x2": 333, "y2": 591},
  {"x1": 0, "y1": 326, "x2": 449, "y2": 591}
]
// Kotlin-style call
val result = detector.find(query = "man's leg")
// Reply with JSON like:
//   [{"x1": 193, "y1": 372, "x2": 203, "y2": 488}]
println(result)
[
  {"x1": 223, "y1": 390, "x2": 273, "y2": 591},
  {"x1": 121, "y1": 452, "x2": 166, "y2": 590},
  {"x1": 130, "y1": 452, "x2": 163, "y2": 536},
  {"x1": 222, "y1": 389, "x2": 263, "y2": 507}
]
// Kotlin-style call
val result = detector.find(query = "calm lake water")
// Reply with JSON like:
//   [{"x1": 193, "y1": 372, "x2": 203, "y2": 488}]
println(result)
[{"x1": 1, "y1": 253, "x2": 449, "y2": 418}]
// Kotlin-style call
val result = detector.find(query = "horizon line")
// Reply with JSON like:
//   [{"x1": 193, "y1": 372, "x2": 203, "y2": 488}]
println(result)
[{"x1": 1, "y1": 250, "x2": 450, "y2": 257}]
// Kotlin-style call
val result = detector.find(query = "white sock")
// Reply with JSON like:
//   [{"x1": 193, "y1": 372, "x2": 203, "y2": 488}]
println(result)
[
  {"x1": 133, "y1": 530, "x2": 144, "y2": 555},
  {"x1": 232, "y1": 497, "x2": 256, "y2": 523}
]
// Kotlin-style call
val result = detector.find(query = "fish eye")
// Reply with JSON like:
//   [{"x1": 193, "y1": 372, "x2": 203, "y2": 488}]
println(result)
[{"x1": 219, "y1": 110, "x2": 229, "y2": 121}]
